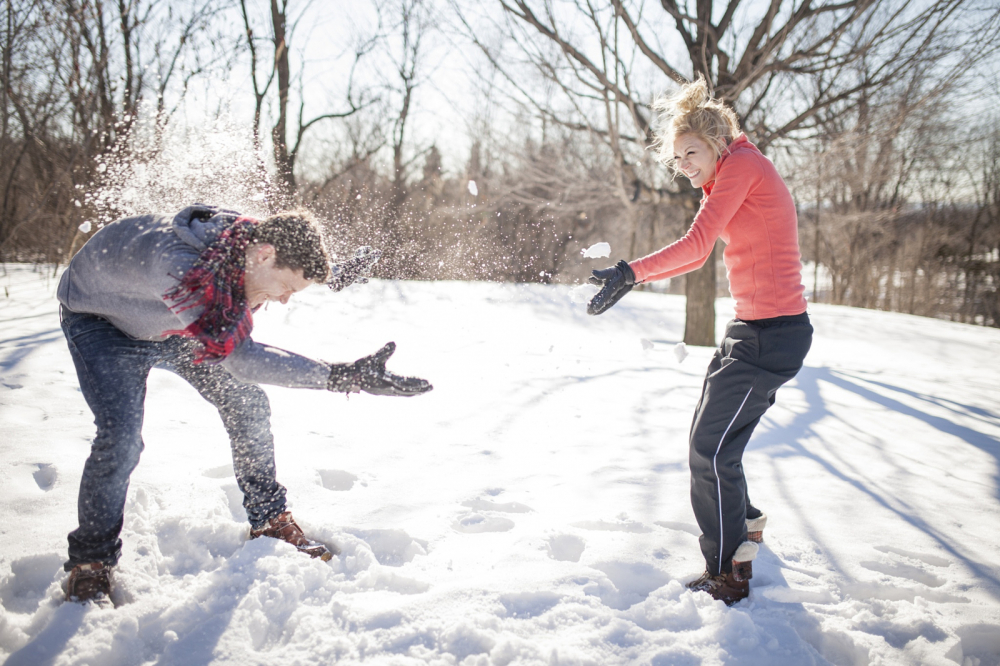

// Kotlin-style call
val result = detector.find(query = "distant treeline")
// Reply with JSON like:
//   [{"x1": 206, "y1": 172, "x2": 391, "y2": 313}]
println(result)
[{"x1": 2, "y1": 0, "x2": 997, "y2": 330}]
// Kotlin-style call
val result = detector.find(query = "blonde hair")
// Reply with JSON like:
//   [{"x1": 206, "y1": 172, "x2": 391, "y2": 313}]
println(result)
[{"x1": 652, "y1": 76, "x2": 742, "y2": 172}]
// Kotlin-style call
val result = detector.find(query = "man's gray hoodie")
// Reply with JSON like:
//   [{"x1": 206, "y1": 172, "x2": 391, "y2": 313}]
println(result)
[{"x1": 57, "y1": 205, "x2": 331, "y2": 389}]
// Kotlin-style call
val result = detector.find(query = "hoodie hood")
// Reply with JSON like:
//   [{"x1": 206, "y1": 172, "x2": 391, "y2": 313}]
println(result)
[{"x1": 171, "y1": 204, "x2": 243, "y2": 252}]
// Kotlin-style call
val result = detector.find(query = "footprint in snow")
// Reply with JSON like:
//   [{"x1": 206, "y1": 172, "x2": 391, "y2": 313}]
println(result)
[
  {"x1": 860, "y1": 559, "x2": 946, "y2": 587},
  {"x1": 572, "y1": 519, "x2": 652, "y2": 533},
  {"x1": 32, "y1": 463, "x2": 57, "y2": 491},
  {"x1": 461, "y1": 498, "x2": 532, "y2": 513},
  {"x1": 452, "y1": 513, "x2": 515, "y2": 534},
  {"x1": 873, "y1": 544, "x2": 951, "y2": 567},
  {"x1": 654, "y1": 520, "x2": 701, "y2": 536},
  {"x1": 344, "y1": 528, "x2": 428, "y2": 567},
  {"x1": 546, "y1": 534, "x2": 586, "y2": 562},
  {"x1": 317, "y1": 469, "x2": 361, "y2": 491}
]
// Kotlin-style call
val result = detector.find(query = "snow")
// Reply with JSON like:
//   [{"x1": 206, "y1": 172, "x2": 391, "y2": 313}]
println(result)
[
  {"x1": 1, "y1": 264, "x2": 999, "y2": 666},
  {"x1": 567, "y1": 283, "x2": 598, "y2": 304},
  {"x1": 673, "y1": 342, "x2": 688, "y2": 364},
  {"x1": 581, "y1": 243, "x2": 611, "y2": 259},
  {"x1": 468, "y1": 181, "x2": 478, "y2": 197}
]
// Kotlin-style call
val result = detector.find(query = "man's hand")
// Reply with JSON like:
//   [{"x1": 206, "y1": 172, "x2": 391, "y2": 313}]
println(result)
[
  {"x1": 587, "y1": 260, "x2": 636, "y2": 315},
  {"x1": 327, "y1": 246, "x2": 381, "y2": 292},
  {"x1": 327, "y1": 342, "x2": 433, "y2": 397}
]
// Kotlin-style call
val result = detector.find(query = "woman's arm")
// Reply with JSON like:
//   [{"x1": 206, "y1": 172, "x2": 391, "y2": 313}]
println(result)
[
  {"x1": 629, "y1": 152, "x2": 760, "y2": 283},
  {"x1": 638, "y1": 248, "x2": 713, "y2": 283}
]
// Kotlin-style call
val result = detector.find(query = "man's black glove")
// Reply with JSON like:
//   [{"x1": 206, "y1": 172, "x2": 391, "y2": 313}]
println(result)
[
  {"x1": 327, "y1": 342, "x2": 433, "y2": 397},
  {"x1": 587, "y1": 260, "x2": 636, "y2": 315},
  {"x1": 327, "y1": 246, "x2": 381, "y2": 292}
]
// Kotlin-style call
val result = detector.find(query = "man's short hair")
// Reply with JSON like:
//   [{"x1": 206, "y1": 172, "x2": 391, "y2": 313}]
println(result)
[{"x1": 252, "y1": 210, "x2": 330, "y2": 282}]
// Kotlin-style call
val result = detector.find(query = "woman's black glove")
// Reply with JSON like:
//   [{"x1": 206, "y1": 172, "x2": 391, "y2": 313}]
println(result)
[
  {"x1": 587, "y1": 260, "x2": 635, "y2": 315},
  {"x1": 327, "y1": 342, "x2": 433, "y2": 397},
  {"x1": 327, "y1": 246, "x2": 381, "y2": 292}
]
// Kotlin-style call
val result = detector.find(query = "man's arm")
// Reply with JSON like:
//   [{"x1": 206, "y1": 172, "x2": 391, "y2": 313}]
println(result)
[{"x1": 221, "y1": 338, "x2": 331, "y2": 389}]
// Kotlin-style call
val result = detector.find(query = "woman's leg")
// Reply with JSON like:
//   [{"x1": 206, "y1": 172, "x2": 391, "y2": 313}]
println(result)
[{"x1": 688, "y1": 317, "x2": 811, "y2": 575}]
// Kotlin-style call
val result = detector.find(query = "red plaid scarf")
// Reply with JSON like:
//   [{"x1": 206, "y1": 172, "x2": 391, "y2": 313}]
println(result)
[{"x1": 163, "y1": 216, "x2": 260, "y2": 363}]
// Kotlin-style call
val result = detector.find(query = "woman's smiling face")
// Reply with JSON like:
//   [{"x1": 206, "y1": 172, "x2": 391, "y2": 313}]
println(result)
[{"x1": 673, "y1": 134, "x2": 719, "y2": 188}]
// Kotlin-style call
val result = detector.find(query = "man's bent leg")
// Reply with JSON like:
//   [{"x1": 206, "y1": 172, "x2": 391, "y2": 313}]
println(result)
[
  {"x1": 61, "y1": 310, "x2": 155, "y2": 568},
  {"x1": 165, "y1": 352, "x2": 287, "y2": 529}
]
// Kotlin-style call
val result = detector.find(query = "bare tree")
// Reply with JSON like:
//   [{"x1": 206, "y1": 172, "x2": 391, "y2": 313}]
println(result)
[
  {"x1": 0, "y1": 0, "x2": 224, "y2": 263},
  {"x1": 376, "y1": 0, "x2": 435, "y2": 210},
  {"x1": 457, "y1": 0, "x2": 995, "y2": 344},
  {"x1": 259, "y1": 0, "x2": 374, "y2": 200}
]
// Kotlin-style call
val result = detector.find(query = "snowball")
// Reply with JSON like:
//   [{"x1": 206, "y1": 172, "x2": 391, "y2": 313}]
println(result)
[
  {"x1": 468, "y1": 180, "x2": 478, "y2": 196},
  {"x1": 674, "y1": 342, "x2": 688, "y2": 363},
  {"x1": 582, "y1": 242, "x2": 611, "y2": 259},
  {"x1": 78, "y1": 221, "x2": 92, "y2": 234},
  {"x1": 641, "y1": 338, "x2": 654, "y2": 351},
  {"x1": 569, "y1": 283, "x2": 598, "y2": 304}
]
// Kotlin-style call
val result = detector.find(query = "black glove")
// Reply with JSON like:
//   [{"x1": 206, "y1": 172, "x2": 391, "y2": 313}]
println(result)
[
  {"x1": 587, "y1": 260, "x2": 636, "y2": 315},
  {"x1": 327, "y1": 342, "x2": 433, "y2": 397},
  {"x1": 327, "y1": 246, "x2": 381, "y2": 292}
]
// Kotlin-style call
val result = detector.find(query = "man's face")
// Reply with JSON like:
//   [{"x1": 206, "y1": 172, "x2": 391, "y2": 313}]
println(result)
[{"x1": 244, "y1": 244, "x2": 317, "y2": 309}]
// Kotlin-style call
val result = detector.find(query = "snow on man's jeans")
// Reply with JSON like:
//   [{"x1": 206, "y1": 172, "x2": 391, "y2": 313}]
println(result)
[{"x1": 60, "y1": 307, "x2": 287, "y2": 569}]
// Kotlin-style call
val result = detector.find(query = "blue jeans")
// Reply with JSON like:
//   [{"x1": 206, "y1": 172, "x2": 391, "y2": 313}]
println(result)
[{"x1": 60, "y1": 307, "x2": 287, "y2": 568}]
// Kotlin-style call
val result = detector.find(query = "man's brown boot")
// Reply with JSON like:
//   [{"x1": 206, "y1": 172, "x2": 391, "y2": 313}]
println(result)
[
  {"x1": 249, "y1": 511, "x2": 338, "y2": 561},
  {"x1": 687, "y1": 541, "x2": 757, "y2": 606},
  {"x1": 65, "y1": 562, "x2": 113, "y2": 605}
]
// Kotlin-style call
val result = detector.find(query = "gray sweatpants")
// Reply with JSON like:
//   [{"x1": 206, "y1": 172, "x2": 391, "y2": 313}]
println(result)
[{"x1": 689, "y1": 313, "x2": 812, "y2": 575}]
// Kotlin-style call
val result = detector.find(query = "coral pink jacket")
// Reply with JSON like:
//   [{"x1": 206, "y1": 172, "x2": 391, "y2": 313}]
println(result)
[{"x1": 629, "y1": 134, "x2": 807, "y2": 320}]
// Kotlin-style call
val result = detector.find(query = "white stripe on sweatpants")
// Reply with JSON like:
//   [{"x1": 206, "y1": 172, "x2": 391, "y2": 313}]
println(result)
[{"x1": 712, "y1": 381, "x2": 755, "y2": 571}]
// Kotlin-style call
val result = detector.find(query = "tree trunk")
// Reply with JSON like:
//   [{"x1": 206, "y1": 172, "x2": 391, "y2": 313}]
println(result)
[
  {"x1": 684, "y1": 242, "x2": 718, "y2": 346},
  {"x1": 270, "y1": 0, "x2": 294, "y2": 199}
]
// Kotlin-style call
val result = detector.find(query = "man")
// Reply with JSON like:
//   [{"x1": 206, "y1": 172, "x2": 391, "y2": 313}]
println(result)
[{"x1": 57, "y1": 204, "x2": 432, "y2": 604}]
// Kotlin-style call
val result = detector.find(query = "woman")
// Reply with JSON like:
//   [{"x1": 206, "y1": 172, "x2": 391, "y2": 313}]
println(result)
[{"x1": 588, "y1": 78, "x2": 812, "y2": 605}]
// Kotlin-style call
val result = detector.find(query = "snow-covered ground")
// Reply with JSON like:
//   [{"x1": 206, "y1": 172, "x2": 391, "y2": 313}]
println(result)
[{"x1": 1, "y1": 264, "x2": 999, "y2": 666}]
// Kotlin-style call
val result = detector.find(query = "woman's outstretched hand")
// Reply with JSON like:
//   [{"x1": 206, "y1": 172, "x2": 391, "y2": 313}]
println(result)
[{"x1": 587, "y1": 260, "x2": 636, "y2": 315}]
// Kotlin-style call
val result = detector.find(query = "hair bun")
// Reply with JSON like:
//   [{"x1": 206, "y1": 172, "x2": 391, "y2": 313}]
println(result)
[{"x1": 671, "y1": 77, "x2": 710, "y2": 115}]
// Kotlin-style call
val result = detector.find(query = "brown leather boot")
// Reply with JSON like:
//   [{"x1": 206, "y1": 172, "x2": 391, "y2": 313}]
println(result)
[
  {"x1": 65, "y1": 562, "x2": 113, "y2": 605},
  {"x1": 687, "y1": 541, "x2": 758, "y2": 606},
  {"x1": 249, "y1": 511, "x2": 338, "y2": 561}
]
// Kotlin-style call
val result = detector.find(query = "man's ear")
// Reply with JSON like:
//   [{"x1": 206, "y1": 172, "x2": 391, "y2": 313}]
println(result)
[{"x1": 250, "y1": 243, "x2": 276, "y2": 266}]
